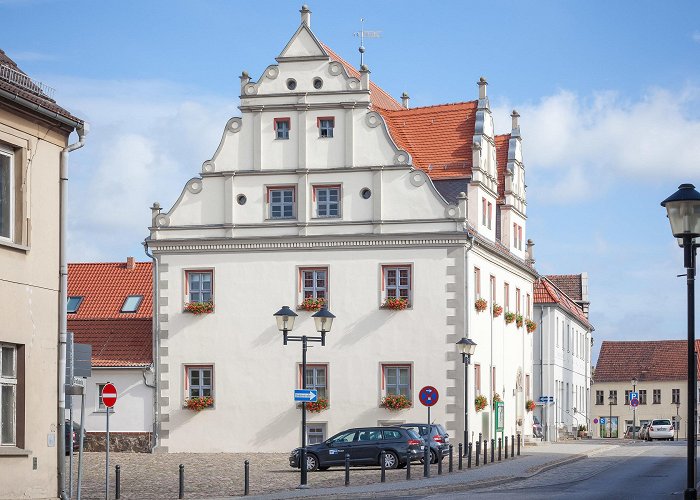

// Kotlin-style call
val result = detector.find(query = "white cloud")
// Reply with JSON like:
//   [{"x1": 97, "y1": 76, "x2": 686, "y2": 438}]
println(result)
[{"x1": 693, "y1": 31, "x2": 700, "y2": 43}]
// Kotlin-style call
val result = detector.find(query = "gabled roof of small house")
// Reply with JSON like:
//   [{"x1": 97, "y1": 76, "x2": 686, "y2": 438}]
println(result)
[
  {"x1": 0, "y1": 48, "x2": 82, "y2": 124},
  {"x1": 546, "y1": 274, "x2": 583, "y2": 302},
  {"x1": 594, "y1": 340, "x2": 700, "y2": 383},
  {"x1": 534, "y1": 277, "x2": 592, "y2": 330}
]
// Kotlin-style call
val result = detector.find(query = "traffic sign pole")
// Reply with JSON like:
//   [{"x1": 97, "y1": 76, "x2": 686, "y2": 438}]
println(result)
[
  {"x1": 105, "y1": 403, "x2": 109, "y2": 500},
  {"x1": 101, "y1": 383, "x2": 117, "y2": 500}
]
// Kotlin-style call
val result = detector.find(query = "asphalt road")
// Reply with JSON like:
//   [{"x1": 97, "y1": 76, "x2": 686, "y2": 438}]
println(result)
[{"x1": 422, "y1": 441, "x2": 692, "y2": 499}]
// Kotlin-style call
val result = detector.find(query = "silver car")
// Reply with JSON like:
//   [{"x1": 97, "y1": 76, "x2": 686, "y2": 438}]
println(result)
[{"x1": 647, "y1": 419, "x2": 674, "y2": 441}]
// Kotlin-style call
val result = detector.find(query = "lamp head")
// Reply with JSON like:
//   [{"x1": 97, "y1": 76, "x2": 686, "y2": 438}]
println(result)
[
  {"x1": 273, "y1": 306, "x2": 298, "y2": 332},
  {"x1": 456, "y1": 337, "x2": 477, "y2": 356},
  {"x1": 661, "y1": 183, "x2": 700, "y2": 241},
  {"x1": 312, "y1": 306, "x2": 335, "y2": 333}
]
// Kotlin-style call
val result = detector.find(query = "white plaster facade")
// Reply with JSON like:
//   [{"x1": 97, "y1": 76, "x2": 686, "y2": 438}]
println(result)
[{"x1": 146, "y1": 7, "x2": 537, "y2": 453}]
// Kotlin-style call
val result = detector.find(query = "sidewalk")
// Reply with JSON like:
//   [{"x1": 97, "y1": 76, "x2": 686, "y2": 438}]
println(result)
[{"x1": 236, "y1": 441, "x2": 619, "y2": 499}]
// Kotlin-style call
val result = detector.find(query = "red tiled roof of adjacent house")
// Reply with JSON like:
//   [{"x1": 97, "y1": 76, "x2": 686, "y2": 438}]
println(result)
[
  {"x1": 546, "y1": 274, "x2": 583, "y2": 302},
  {"x1": 594, "y1": 340, "x2": 700, "y2": 382},
  {"x1": 69, "y1": 319, "x2": 152, "y2": 367},
  {"x1": 495, "y1": 134, "x2": 510, "y2": 200},
  {"x1": 378, "y1": 102, "x2": 478, "y2": 179},
  {"x1": 0, "y1": 48, "x2": 82, "y2": 124},
  {"x1": 320, "y1": 43, "x2": 403, "y2": 111},
  {"x1": 534, "y1": 277, "x2": 592, "y2": 329},
  {"x1": 68, "y1": 261, "x2": 152, "y2": 319}
]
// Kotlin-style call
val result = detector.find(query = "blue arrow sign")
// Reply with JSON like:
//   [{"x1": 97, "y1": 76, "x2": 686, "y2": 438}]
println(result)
[
  {"x1": 294, "y1": 389, "x2": 318, "y2": 402},
  {"x1": 600, "y1": 417, "x2": 606, "y2": 424},
  {"x1": 538, "y1": 396, "x2": 554, "y2": 403}
]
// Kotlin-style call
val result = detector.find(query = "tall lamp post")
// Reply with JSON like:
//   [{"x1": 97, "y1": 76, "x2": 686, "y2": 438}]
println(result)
[
  {"x1": 456, "y1": 337, "x2": 477, "y2": 454},
  {"x1": 676, "y1": 401, "x2": 681, "y2": 441},
  {"x1": 632, "y1": 377, "x2": 638, "y2": 441},
  {"x1": 608, "y1": 393, "x2": 615, "y2": 439},
  {"x1": 661, "y1": 183, "x2": 700, "y2": 500},
  {"x1": 274, "y1": 305, "x2": 335, "y2": 488}
]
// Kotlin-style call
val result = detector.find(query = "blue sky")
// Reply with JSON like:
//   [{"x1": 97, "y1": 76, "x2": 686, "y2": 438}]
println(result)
[{"x1": 3, "y1": 0, "x2": 700, "y2": 362}]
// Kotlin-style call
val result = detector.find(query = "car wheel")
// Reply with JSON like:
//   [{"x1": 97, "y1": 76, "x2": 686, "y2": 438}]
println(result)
[
  {"x1": 382, "y1": 451, "x2": 399, "y2": 469},
  {"x1": 430, "y1": 450, "x2": 438, "y2": 464},
  {"x1": 306, "y1": 454, "x2": 319, "y2": 472}
]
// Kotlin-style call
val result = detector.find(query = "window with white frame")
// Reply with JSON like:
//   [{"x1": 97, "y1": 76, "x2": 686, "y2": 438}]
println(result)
[
  {"x1": 314, "y1": 186, "x2": 340, "y2": 218},
  {"x1": 186, "y1": 366, "x2": 213, "y2": 398},
  {"x1": 383, "y1": 266, "x2": 411, "y2": 304},
  {"x1": 300, "y1": 268, "x2": 327, "y2": 302},
  {"x1": 0, "y1": 149, "x2": 13, "y2": 241},
  {"x1": 274, "y1": 118, "x2": 290, "y2": 139},
  {"x1": 307, "y1": 424, "x2": 327, "y2": 445},
  {"x1": 302, "y1": 364, "x2": 327, "y2": 400},
  {"x1": 186, "y1": 270, "x2": 213, "y2": 303},
  {"x1": 318, "y1": 117, "x2": 334, "y2": 138},
  {"x1": 1, "y1": 344, "x2": 17, "y2": 446},
  {"x1": 383, "y1": 365, "x2": 411, "y2": 399},
  {"x1": 268, "y1": 187, "x2": 295, "y2": 219}
]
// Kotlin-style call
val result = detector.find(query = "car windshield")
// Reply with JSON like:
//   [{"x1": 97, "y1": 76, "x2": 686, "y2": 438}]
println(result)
[
  {"x1": 406, "y1": 429, "x2": 421, "y2": 439},
  {"x1": 652, "y1": 419, "x2": 671, "y2": 425}
]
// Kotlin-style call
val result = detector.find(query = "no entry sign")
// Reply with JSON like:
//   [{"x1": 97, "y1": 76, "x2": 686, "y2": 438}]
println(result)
[{"x1": 101, "y1": 383, "x2": 117, "y2": 408}]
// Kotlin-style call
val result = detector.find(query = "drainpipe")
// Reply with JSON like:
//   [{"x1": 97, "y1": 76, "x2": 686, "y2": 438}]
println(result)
[
  {"x1": 464, "y1": 231, "x2": 474, "y2": 441},
  {"x1": 58, "y1": 123, "x2": 88, "y2": 499},
  {"x1": 539, "y1": 304, "x2": 545, "y2": 440},
  {"x1": 143, "y1": 242, "x2": 160, "y2": 451}
]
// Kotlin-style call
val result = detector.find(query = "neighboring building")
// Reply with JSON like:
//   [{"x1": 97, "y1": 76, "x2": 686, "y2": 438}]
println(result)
[
  {"x1": 546, "y1": 273, "x2": 590, "y2": 318},
  {"x1": 592, "y1": 340, "x2": 700, "y2": 439},
  {"x1": 67, "y1": 258, "x2": 154, "y2": 452},
  {"x1": 145, "y1": 6, "x2": 537, "y2": 453},
  {"x1": 533, "y1": 275, "x2": 594, "y2": 441},
  {"x1": 0, "y1": 50, "x2": 85, "y2": 498}
]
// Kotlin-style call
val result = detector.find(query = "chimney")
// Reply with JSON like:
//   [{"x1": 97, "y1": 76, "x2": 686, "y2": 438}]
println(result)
[
  {"x1": 150, "y1": 202, "x2": 161, "y2": 226},
  {"x1": 478, "y1": 76, "x2": 488, "y2": 99},
  {"x1": 511, "y1": 109, "x2": 520, "y2": 130},
  {"x1": 401, "y1": 92, "x2": 410, "y2": 109},
  {"x1": 360, "y1": 65, "x2": 371, "y2": 91},
  {"x1": 126, "y1": 257, "x2": 136, "y2": 270},
  {"x1": 239, "y1": 71, "x2": 250, "y2": 94},
  {"x1": 526, "y1": 239, "x2": 535, "y2": 266},
  {"x1": 300, "y1": 4, "x2": 311, "y2": 28}
]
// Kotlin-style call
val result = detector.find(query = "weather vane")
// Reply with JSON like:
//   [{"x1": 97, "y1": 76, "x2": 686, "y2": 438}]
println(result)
[{"x1": 353, "y1": 18, "x2": 382, "y2": 67}]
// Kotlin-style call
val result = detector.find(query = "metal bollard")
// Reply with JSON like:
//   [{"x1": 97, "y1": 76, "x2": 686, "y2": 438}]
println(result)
[
  {"x1": 491, "y1": 439, "x2": 495, "y2": 463},
  {"x1": 517, "y1": 433, "x2": 521, "y2": 456},
  {"x1": 345, "y1": 453, "x2": 350, "y2": 486},
  {"x1": 475, "y1": 440, "x2": 480, "y2": 466},
  {"x1": 468, "y1": 442, "x2": 473, "y2": 468},
  {"x1": 423, "y1": 446, "x2": 430, "y2": 477},
  {"x1": 498, "y1": 437, "x2": 502, "y2": 461},
  {"x1": 115, "y1": 465, "x2": 121, "y2": 499},
  {"x1": 483, "y1": 440, "x2": 487, "y2": 465},
  {"x1": 458, "y1": 443, "x2": 463, "y2": 470},
  {"x1": 449, "y1": 444, "x2": 453, "y2": 473},
  {"x1": 244, "y1": 460, "x2": 250, "y2": 496},
  {"x1": 437, "y1": 449, "x2": 443, "y2": 475},
  {"x1": 178, "y1": 464, "x2": 184, "y2": 499},
  {"x1": 511, "y1": 435, "x2": 515, "y2": 458},
  {"x1": 380, "y1": 451, "x2": 386, "y2": 483},
  {"x1": 505, "y1": 436, "x2": 508, "y2": 459},
  {"x1": 406, "y1": 455, "x2": 411, "y2": 480}
]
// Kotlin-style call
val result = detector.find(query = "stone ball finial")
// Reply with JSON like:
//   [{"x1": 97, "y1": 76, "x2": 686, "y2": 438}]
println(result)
[
  {"x1": 479, "y1": 76, "x2": 488, "y2": 84},
  {"x1": 301, "y1": 4, "x2": 310, "y2": 12},
  {"x1": 360, "y1": 64, "x2": 369, "y2": 72},
  {"x1": 511, "y1": 109, "x2": 520, "y2": 117}
]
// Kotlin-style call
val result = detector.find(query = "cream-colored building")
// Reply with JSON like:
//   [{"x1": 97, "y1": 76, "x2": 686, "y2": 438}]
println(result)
[
  {"x1": 0, "y1": 50, "x2": 85, "y2": 498},
  {"x1": 591, "y1": 340, "x2": 699, "y2": 439},
  {"x1": 146, "y1": 7, "x2": 537, "y2": 454}
]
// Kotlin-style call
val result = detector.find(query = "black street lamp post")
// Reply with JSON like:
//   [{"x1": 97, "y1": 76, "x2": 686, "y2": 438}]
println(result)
[
  {"x1": 632, "y1": 377, "x2": 638, "y2": 441},
  {"x1": 661, "y1": 183, "x2": 700, "y2": 500},
  {"x1": 274, "y1": 305, "x2": 335, "y2": 488},
  {"x1": 608, "y1": 393, "x2": 614, "y2": 439},
  {"x1": 456, "y1": 338, "x2": 477, "y2": 454},
  {"x1": 676, "y1": 401, "x2": 681, "y2": 441}
]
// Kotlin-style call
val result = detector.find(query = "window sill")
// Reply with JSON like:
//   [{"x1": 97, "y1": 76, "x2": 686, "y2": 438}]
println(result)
[
  {"x1": 0, "y1": 239, "x2": 29, "y2": 252},
  {"x1": 0, "y1": 447, "x2": 31, "y2": 456}
]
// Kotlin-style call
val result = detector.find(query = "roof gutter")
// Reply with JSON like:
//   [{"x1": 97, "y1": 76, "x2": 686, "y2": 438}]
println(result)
[
  {"x1": 57, "y1": 123, "x2": 88, "y2": 500},
  {"x1": 0, "y1": 86, "x2": 82, "y2": 130}
]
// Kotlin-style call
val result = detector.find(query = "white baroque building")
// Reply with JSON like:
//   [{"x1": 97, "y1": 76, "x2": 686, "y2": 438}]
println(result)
[{"x1": 145, "y1": 6, "x2": 538, "y2": 453}]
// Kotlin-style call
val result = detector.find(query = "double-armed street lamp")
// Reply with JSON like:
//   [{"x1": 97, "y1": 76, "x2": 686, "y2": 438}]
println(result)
[
  {"x1": 456, "y1": 338, "x2": 477, "y2": 454},
  {"x1": 661, "y1": 183, "x2": 700, "y2": 500},
  {"x1": 274, "y1": 305, "x2": 335, "y2": 488},
  {"x1": 608, "y1": 393, "x2": 615, "y2": 438},
  {"x1": 632, "y1": 377, "x2": 638, "y2": 441}
]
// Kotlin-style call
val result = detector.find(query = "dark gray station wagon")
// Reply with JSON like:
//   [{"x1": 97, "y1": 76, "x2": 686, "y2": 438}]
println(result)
[{"x1": 289, "y1": 426, "x2": 424, "y2": 471}]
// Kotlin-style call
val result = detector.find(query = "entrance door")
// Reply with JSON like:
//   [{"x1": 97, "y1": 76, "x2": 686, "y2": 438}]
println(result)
[{"x1": 599, "y1": 417, "x2": 618, "y2": 438}]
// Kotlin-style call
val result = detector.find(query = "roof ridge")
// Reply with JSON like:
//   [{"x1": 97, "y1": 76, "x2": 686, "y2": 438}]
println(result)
[
  {"x1": 381, "y1": 101, "x2": 478, "y2": 113},
  {"x1": 69, "y1": 261, "x2": 151, "y2": 265}
]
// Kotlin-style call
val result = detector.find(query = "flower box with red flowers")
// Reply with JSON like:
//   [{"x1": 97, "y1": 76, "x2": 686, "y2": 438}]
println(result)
[
  {"x1": 525, "y1": 319, "x2": 537, "y2": 333},
  {"x1": 382, "y1": 297, "x2": 409, "y2": 311},
  {"x1": 492, "y1": 393, "x2": 502, "y2": 408},
  {"x1": 504, "y1": 312, "x2": 516, "y2": 324},
  {"x1": 299, "y1": 296, "x2": 326, "y2": 312},
  {"x1": 475, "y1": 297, "x2": 488, "y2": 312},
  {"x1": 526, "y1": 399, "x2": 536, "y2": 412},
  {"x1": 185, "y1": 396, "x2": 214, "y2": 412},
  {"x1": 184, "y1": 301, "x2": 214, "y2": 315},
  {"x1": 492, "y1": 303, "x2": 503, "y2": 317},
  {"x1": 515, "y1": 314, "x2": 524, "y2": 328},
  {"x1": 380, "y1": 393, "x2": 412, "y2": 410},
  {"x1": 475, "y1": 394, "x2": 488, "y2": 412},
  {"x1": 304, "y1": 397, "x2": 329, "y2": 413}
]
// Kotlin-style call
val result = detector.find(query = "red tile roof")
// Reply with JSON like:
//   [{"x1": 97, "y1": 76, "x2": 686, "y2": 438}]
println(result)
[
  {"x1": 534, "y1": 277, "x2": 592, "y2": 329},
  {"x1": 378, "y1": 102, "x2": 478, "y2": 179},
  {"x1": 69, "y1": 319, "x2": 152, "y2": 367},
  {"x1": 546, "y1": 274, "x2": 583, "y2": 302},
  {"x1": 594, "y1": 340, "x2": 700, "y2": 382},
  {"x1": 320, "y1": 43, "x2": 403, "y2": 112},
  {"x1": 68, "y1": 261, "x2": 152, "y2": 319}
]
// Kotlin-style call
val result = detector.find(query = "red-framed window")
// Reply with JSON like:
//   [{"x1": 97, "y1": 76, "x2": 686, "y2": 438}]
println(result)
[
  {"x1": 185, "y1": 365, "x2": 213, "y2": 399},
  {"x1": 298, "y1": 363, "x2": 328, "y2": 400},
  {"x1": 516, "y1": 288, "x2": 521, "y2": 314},
  {"x1": 299, "y1": 267, "x2": 328, "y2": 301},
  {"x1": 381, "y1": 265, "x2": 412, "y2": 304},
  {"x1": 504, "y1": 283, "x2": 510, "y2": 311},
  {"x1": 317, "y1": 116, "x2": 335, "y2": 138},
  {"x1": 274, "y1": 117, "x2": 291, "y2": 139},
  {"x1": 267, "y1": 185, "x2": 296, "y2": 219},
  {"x1": 490, "y1": 275, "x2": 496, "y2": 301},
  {"x1": 474, "y1": 364, "x2": 481, "y2": 395},
  {"x1": 312, "y1": 184, "x2": 341, "y2": 218},
  {"x1": 474, "y1": 267, "x2": 481, "y2": 297},
  {"x1": 185, "y1": 270, "x2": 213, "y2": 304},
  {"x1": 381, "y1": 364, "x2": 412, "y2": 400}
]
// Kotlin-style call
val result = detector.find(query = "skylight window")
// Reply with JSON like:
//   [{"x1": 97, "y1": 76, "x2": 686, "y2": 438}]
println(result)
[
  {"x1": 121, "y1": 295, "x2": 143, "y2": 313},
  {"x1": 67, "y1": 296, "x2": 83, "y2": 314}
]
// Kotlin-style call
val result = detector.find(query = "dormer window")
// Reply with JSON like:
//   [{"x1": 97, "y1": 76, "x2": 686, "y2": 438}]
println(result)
[
  {"x1": 275, "y1": 118, "x2": 290, "y2": 140},
  {"x1": 121, "y1": 295, "x2": 143, "y2": 313},
  {"x1": 318, "y1": 117, "x2": 334, "y2": 138},
  {"x1": 67, "y1": 296, "x2": 83, "y2": 314}
]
